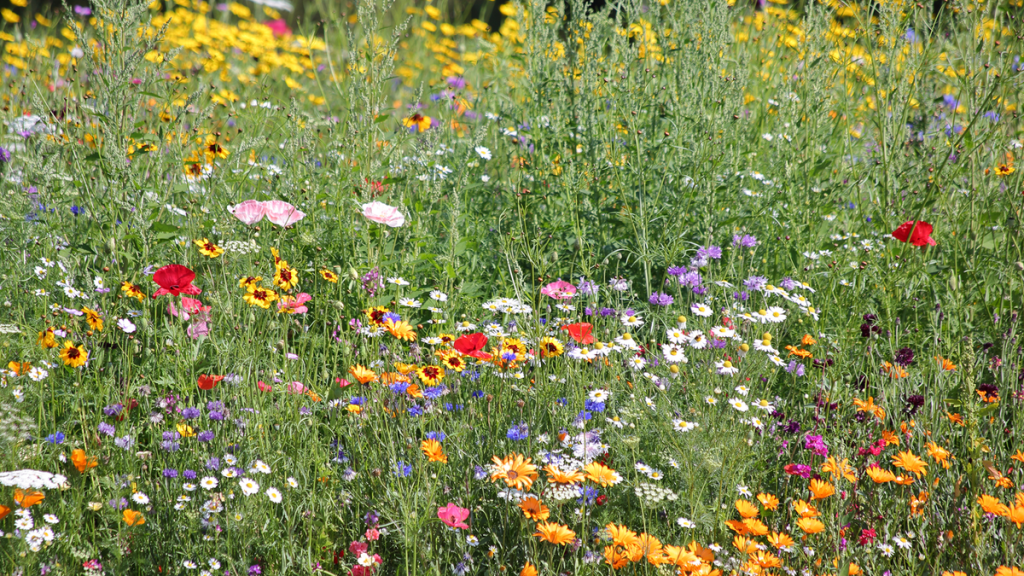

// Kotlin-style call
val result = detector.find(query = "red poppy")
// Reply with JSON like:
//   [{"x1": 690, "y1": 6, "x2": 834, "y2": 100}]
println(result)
[
  {"x1": 152, "y1": 265, "x2": 202, "y2": 297},
  {"x1": 561, "y1": 322, "x2": 595, "y2": 345},
  {"x1": 453, "y1": 333, "x2": 492, "y2": 360},
  {"x1": 892, "y1": 221, "x2": 936, "y2": 247},
  {"x1": 197, "y1": 374, "x2": 224, "y2": 390}
]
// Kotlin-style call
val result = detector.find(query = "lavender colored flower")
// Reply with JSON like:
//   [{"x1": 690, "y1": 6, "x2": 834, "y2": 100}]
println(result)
[
  {"x1": 163, "y1": 468, "x2": 179, "y2": 478},
  {"x1": 733, "y1": 291, "x2": 749, "y2": 301},
  {"x1": 102, "y1": 404, "x2": 124, "y2": 417},
  {"x1": 667, "y1": 266, "x2": 687, "y2": 278},
  {"x1": 181, "y1": 407, "x2": 201, "y2": 419},
  {"x1": 743, "y1": 276, "x2": 768, "y2": 292},
  {"x1": 608, "y1": 277, "x2": 629, "y2": 292},
  {"x1": 425, "y1": 430, "x2": 447, "y2": 442},
  {"x1": 114, "y1": 435, "x2": 134, "y2": 450},
  {"x1": 696, "y1": 245, "x2": 722, "y2": 260},
  {"x1": 160, "y1": 440, "x2": 180, "y2": 452},
  {"x1": 97, "y1": 422, "x2": 116, "y2": 436},
  {"x1": 361, "y1": 267, "x2": 383, "y2": 296},
  {"x1": 681, "y1": 271, "x2": 702, "y2": 287},
  {"x1": 648, "y1": 292, "x2": 674, "y2": 306},
  {"x1": 474, "y1": 465, "x2": 488, "y2": 480},
  {"x1": 0, "y1": 146, "x2": 11, "y2": 163},
  {"x1": 786, "y1": 361, "x2": 805, "y2": 376},
  {"x1": 576, "y1": 278, "x2": 599, "y2": 295},
  {"x1": 205, "y1": 457, "x2": 221, "y2": 470},
  {"x1": 779, "y1": 277, "x2": 798, "y2": 290},
  {"x1": 208, "y1": 410, "x2": 225, "y2": 421},
  {"x1": 599, "y1": 307, "x2": 616, "y2": 317},
  {"x1": 197, "y1": 430, "x2": 215, "y2": 442},
  {"x1": 733, "y1": 234, "x2": 758, "y2": 248},
  {"x1": 74, "y1": 5, "x2": 91, "y2": 15},
  {"x1": 183, "y1": 469, "x2": 197, "y2": 480}
]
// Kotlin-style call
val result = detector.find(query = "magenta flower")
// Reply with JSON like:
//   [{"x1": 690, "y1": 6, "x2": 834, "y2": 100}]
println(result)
[
  {"x1": 437, "y1": 503, "x2": 470, "y2": 530},
  {"x1": 540, "y1": 280, "x2": 576, "y2": 300}
]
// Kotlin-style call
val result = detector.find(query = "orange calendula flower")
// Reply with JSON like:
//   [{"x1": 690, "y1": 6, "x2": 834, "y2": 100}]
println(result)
[
  {"x1": 123, "y1": 509, "x2": 145, "y2": 526},
  {"x1": 995, "y1": 567, "x2": 1024, "y2": 576},
  {"x1": 605, "y1": 523, "x2": 640, "y2": 547},
  {"x1": 545, "y1": 465, "x2": 585, "y2": 485},
  {"x1": 583, "y1": 461, "x2": 622, "y2": 487},
  {"x1": 14, "y1": 489, "x2": 45, "y2": 508},
  {"x1": 193, "y1": 238, "x2": 224, "y2": 258},
  {"x1": 519, "y1": 562, "x2": 538, "y2": 576},
  {"x1": 349, "y1": 365, "x2": 378, "y2": 384},
  {"x1": 533, "y1": 521, "x2": 575, "y2": 545},
  {"x1": 880, "y1": 430, "x2": 900, "y2": 446},
  {"x1": 603, "y1": 545, "x2": 630, "y2": 569},
  {"x1": 735, "y1": 499, "x2": 759, "y2": 518},
  {"x1": 725, "y1": 519, "x2": 750, "y2": 535},
  {"x1": 742, "y1": 517, "x2": 769, "y2": 536},
  {"x1": 767, "y1": 531, "x2": 794, "y2": 549},
  {"x1": 732, "y1": 535, "x2": 758, "y2": 554},
  {"x1": 792, "y1": 499, "x2": 819, "y2": 518},
  {"x1": 935, "y1": 355, "x2": 956, "y2": 371},
  {"x1": 800, "y1": 334, "x2": 817, "y2": 346},
  {"x1": 909, "y1": 491, "x2": 928, "y2": 515},
  {"x1": 925, "y1": 442, "x2": 952, "y2": 469},
  {"x1": 1011, "y1": 450, "x2": 1024, "y2": 464},
  {"x1": 853, "y1": 397, "x2": 886, "y2": 421},
  {"x1": 892, "y1": 450, "x2": 928, "y2": 478},
  {"x1": 518, "y1": 496, "x2": 550, "y2": 521},
  {"x1": 866, "y1": 466, "x2": 896, "y2": 484},
  {"x1": 420, "y1": 439, "x2": 448, "y2": 463},
  {"x1": 747, "y1": 550, "x2": 783, "y2": 569},
  {"x1": 756, "y1": 493, "x2": 779, "y2": 510},
  {"x1": 796, "y1": 517, "x2": 825, "y2": 534},
  {"x1": 385, "y1": 319, "x2": 417, "y2": 342},
  {"x1": 785, "y1": 345, "x2": 812, "y2": 359},
  {"x1": 822, "y1": 457, "x2": 857, "y2": 483},
  {"x1": 1008, "y1": 496, "x2": 1024, "y2": 528},
  {"x1": 72, "y1": 448, "x2": 98, "y2": 473},
  {"x1": 0, "y1": 505, "x2": 9, "y2": 520},
  {"x1": 491, "y1": 453, "x2": 539, "y2": 491},
  {"x1": 7, "y1": 361, "x2": 30, "y2": 376},
  {"x1": 809, "y1": 479, "x2": 835, "y2": 500},
  {"x1": 881, "y1": 361, "x2": 908, "y2": 378},
  {"x1": 947, "y1": 412, "x2": 965, "y2": 426}
]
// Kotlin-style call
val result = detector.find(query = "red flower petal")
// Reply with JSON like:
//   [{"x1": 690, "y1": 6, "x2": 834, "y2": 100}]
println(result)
[
  {"x1": 561, "y1": 322, "x2": 595, "y2": 345},
  {"x1": 152, "y1": 265, "x2": 197, "y2": 297}
]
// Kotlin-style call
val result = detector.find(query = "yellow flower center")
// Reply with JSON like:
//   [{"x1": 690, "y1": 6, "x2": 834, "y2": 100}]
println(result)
[{"x1": 723, "y1": 361, "x2": 733, "y2": 368}]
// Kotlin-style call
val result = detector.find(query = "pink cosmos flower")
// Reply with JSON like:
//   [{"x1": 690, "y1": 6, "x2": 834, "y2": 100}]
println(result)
[
  {"x1": 263, "y1": 200, "x2": 306, "y2": 227},
  {"x1": 437, "y1": 503, "x2": 470, "y2": 530},
  {"x1": 229, "y1": 200, "x2": 266, "y2": 225},
  {"x1": 286, "y1": 381, "x2": 305, "y2": 394},
  {"x1": 541, "y1": 279, "x2": 577, "y2": 300},
  {"x1": 277, "y1": 292, "x2": 311, "y2": 314},
  {"x1": 361, "y1": 201, "x2": 406, "y2": 228}
]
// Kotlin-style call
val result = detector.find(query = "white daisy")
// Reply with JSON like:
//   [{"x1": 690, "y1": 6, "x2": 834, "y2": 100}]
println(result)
[
  {"x1": 729, "y1": 398, "x2": 749, "y2": 412},
  {"x1": 266, "y1": 487, "x2": 282, "y2": 503},
  {"x1": 691, "y1": 303, "x2": 713, "y2": 317}
]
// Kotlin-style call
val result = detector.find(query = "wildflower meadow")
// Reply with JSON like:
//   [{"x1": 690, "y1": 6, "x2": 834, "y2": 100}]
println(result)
[{"x1": 1, "y1": 0, "x2": 1023, "y2": 573}]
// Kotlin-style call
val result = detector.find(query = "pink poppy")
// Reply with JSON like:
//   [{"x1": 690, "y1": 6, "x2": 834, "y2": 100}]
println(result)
[
  {"x1": 229, "y1": 200, "x2": 267, "y2": 226},
  {"x1": 187, "y1": 321, "x2": 210, "y2": 340},
  {"x1": 437, "y1": 503, "x2": 470, "y2": 530},
  {"x1": 540, "y1": 279, "x2": 576, "y2": 300},
  {"x1": 264, "y1": 200, "x2": 306, "y2": 227},
  {"x1": 277, "y1": 292, "x2": 312, "y2": 314},
  {"x1": 361, "y1": 201, "x2": 406, "y2": 228}
]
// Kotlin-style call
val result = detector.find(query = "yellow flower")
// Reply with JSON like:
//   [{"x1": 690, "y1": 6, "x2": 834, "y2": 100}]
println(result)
[
  {"x1": 274, "y1": 261, "x2": 299, "y2": 291},
  {"x1": 193, "y1": 238, "x2": 224, "y2": 258},
  {"x1": 319, "y1": 269, "x2": 339, "y2": 283},
  {"x1": 120, "y1": 281, "x2": 147, "y2": 301},
  {"x1": 81, "y1": 307, "x2": 103, "y2": 331},
  {"x1": 60, "y1": 341, "x2": 88, "y2": 367},
  {"x1": 243, "y1": 285, "x2": 278, "y2": 308},
  {"x1": 995, "y1": 164, "x2": 1015, "y2": 177},
  {"x1": 238, "y1": 276, "x2": 263, "y2": 290},
  {"x1": 37, "y1": 328, "x2": 57, "y2": 349}
]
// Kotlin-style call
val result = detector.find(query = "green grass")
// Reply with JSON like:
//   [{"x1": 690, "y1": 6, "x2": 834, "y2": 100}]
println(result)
[{"x1": 1, "y1": 0, "x2": 1024, "y2": 573}]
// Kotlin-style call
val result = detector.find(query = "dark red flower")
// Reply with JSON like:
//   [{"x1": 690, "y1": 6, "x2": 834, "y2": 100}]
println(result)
[
  {"x1": 453, "y1": 332, "x2": 492, "y2": 360},
  {"x1": 892, "y1": 221, "x2": 936, "y2": 247},
  {"x1": 561, "y1": 322, "x2": 595, "y2": 345},
  {"x1": 152, "y1": 265, "x2": 201, "y2": 297}
]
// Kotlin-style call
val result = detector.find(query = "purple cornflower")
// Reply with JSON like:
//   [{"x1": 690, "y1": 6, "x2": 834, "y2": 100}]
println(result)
[
  {"x1": 743, "y1": 276, "x2": 768, "y2": 292},
  {"x1": 648, "y1": 292, "x2": 674, "y2": 306},
  {"x1": 197, "y1": 430, "x2": 215, "y2": 442},
  {"x1": 696, "y1": 245, "x2": 722, "y2": 260},
  {"x1": 181, "y1": 407, "x2": 201, "y2": 419},
  {"x1": 506, "y1": 421, "x2": 529, "y2": 441},
  {"x1": 667, "y1": 266, "x2": 687, "y2": 278},
  {"x1": 732, "y1": 234, "x2": 758, "y2": 248},
  {"x1": 733, "y1": 291, "x2": 749, "y2": 301},
  {"x1": 97, "y1": 422, "x2": 116, "y2": 436},
  {"x1": 163, "y1": 468, "x2": 179, "y2": 478},
  {"x1": 361, "y1": 267, "x2": 383, "y2": 296},
  {"x1": 779, "y1": 277, "x2": 798, "y2": 290},
  {"x1": 102, "y1": 404, "x2": 123, "y2": 417},
  {"x1": 576, "y1": 278, "x2": 599, "y2": 295}
]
